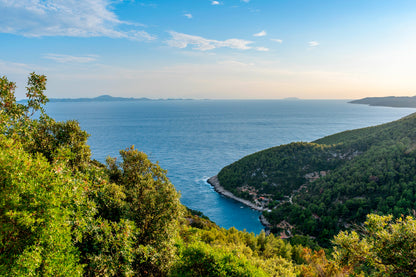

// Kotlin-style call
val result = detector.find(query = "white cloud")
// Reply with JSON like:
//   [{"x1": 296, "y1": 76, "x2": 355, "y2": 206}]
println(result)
[
  {"x1": 241, "y1": 0, "x2": 250, "y2": 2},
  {"x1": 308, "y1": 41, "x2": 320, "y2": 47},
  {"x1": 256, "y1": 47, "x2": 269, "y2": 52},
  {"x1": 184, "y1": 13, "x2": 193, "y2": 19},
  {"x1": 166, "y1": 31, "x2": 253, "y2": 51},
  {"x1": 0, "y1": 0, "x2": 156, "y2": 40},
  {"x1": 253, "y1": 30, "x2": 267, "y2": 37},
  {"x1": 212, "y1": 1, "x2": 220, "y2": 5},
  {"x1": 271, "y1": 38, "x2": 283, "y2": 43},
  {"x1": 43, "y1": 54, "x2": 98, "y2": 63}
]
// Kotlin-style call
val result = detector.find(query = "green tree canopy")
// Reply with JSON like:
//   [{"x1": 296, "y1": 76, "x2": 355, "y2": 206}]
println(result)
[{"x1": 333, "y1": 214, "x2": 416, "y2": 276}]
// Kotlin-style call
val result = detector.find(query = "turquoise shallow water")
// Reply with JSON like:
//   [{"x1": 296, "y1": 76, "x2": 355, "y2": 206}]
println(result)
[{"x1": 45, "y1": 100, "x2": 414, "y2": 234}]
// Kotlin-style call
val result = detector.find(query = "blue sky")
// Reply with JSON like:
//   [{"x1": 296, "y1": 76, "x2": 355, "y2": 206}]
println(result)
[{"x1": 1, "y1": 0, "x2": 415, "y2": 99}]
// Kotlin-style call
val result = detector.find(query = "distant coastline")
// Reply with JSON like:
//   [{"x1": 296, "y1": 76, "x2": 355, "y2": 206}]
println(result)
[
  {"x1": 18, "y1": 94, "x2": 193, "y2": 103},
  {"x1": 350, "y1": 96, "x2": 416, "y2": 108}
]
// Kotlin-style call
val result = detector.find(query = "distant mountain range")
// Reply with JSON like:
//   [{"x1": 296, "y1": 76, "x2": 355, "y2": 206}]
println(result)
[
  {"x1": 18, "y1": 95, "x2": 193, "y2": 103},
  {"x1": 350, "y1": 96, "x2": 416, "y2": 108},
  {"x1": 48, "y1": 95, "x2": 152, "y2": 102}
]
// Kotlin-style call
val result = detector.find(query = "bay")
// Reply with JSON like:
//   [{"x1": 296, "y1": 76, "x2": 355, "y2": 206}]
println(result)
[{"x1": 45, "y1": 99, "x2": 414, "y2": 234}]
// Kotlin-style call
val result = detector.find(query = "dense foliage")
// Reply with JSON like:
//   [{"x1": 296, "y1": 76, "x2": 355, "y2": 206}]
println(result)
[
  {"x1": 333, "y1": 214, "x2": 416, "y2": 276},
  {"x1": 1, "y1": 74, "x2": 184, "y2": 276},
  {"x1": 2, "y1": 73, "x2": 416, "y2": 276},
  {"x1": 218, "y1": 142, "x2": 344, "y2": 200},
  {"x1": 0, "y1": 135, "x2": 84, "y2": 276}
]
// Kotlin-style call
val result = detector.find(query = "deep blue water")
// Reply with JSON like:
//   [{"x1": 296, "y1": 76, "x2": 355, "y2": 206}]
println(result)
[{"x1": 45, "y1": 100, "x2": 414, "y2": 234}]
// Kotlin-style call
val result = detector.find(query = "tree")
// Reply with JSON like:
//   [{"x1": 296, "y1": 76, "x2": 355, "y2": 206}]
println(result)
[
  {"x1": 0, "y1": 73, "x2": 90, "y2": 171},
  {"x1": 299, "y1": 248, "x2": 350, "y2": 277},
  {"x1": 171, "y1": 242, "x2": 268, "y2": 277},
  {"x1": 333, "y1": 214, "x2": 416, "y2": 276},
  {"x1": 28, "y1": 116, "x2": 91, "y2": 170},
  {"x1": 106, "y1": 146, "x2": 183, "y2": 275},
  {"x1": 0, "y1": 136, "x2": 84, "y2": 276}
]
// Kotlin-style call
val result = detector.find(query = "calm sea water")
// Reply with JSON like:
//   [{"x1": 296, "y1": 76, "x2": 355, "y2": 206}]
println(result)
[{"x1": 45, "y1": 100, "x2": 414, "y2": 234}]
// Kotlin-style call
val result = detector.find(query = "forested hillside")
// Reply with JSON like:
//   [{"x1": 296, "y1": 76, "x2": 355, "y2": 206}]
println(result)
[
  {"x1": 2, "y1": 73, "x2": 416, "y2": 276},
  {"x1": 218, "y1": 110, "x2": 416, "y2": 246}
]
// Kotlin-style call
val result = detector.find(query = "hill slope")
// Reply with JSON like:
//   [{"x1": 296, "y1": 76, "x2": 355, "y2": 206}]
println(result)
[{"x1": 217, "y1": 112, "x2": 416, "y2": 245}]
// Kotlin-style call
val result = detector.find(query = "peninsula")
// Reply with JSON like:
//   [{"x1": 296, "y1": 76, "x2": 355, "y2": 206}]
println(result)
[
  {"x1": 213, "y1": 112, "x2": 416, "y2": 245},
  {"x1": 349, "y1": 96, "x2": 416, "y2": 108}
]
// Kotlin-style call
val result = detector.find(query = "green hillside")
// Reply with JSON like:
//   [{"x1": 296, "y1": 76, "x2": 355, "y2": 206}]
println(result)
[{"x1": 218, "y1": 112, "x2": 416, "y2": 246}]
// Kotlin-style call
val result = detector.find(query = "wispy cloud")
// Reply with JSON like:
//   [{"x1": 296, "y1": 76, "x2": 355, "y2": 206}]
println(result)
[
  {"x1": 256, "y1": 47, "x2": 269, "y2": 52},
  {"x1": 0, "y1": 59, "x2": 49, "y2": 99},
  {"x1": 138, "y1": 2, "x2": 158, "y2": 8},
  {"x1": 43, "y1": 54, "x2": 98, "y2": 63},
  {"x1": 126, "y1": 30, "x2": 157, "y2": 41},
  {"x1": 166, "y1": 31, "x2": 253, "y2": 51},
  {"x1": 184, "y1": 13, "x2": 193, "y2": 19},
  {"x1": 241, "y1": 0, "x2": 250, "y2": 2},
  {"x1": 249, "y1": 8, "x2": 261, "y2": 13},
  {"x1": 271, "y1": 38, "x2": 283, "y2": 43},
  {"x1": 0, "y1": 59, "x2": 35, "y2": 74},
  {"x1": 212, "y1": 1, "x2": 220, "y2": 5},
  {"x1": 253, "y1": 30, "x2": 267, "y2": 37},
  {"x1": 308, "y1": 41, "x2": 320, "y2": 47},
  {"x1": 218, "y1": 60, "x2": 254, "y2": 67},
  {"x1": 0, "y1": 0, "x2": 156, "y2": 40}
]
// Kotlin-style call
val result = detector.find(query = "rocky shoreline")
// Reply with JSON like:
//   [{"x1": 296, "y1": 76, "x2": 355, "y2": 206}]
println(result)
[
  {"x1": 207, "y1": 176, "x2": 272, "y2": 231},
  {"x1": 259, "y1": 214, "x2": 271, "y2": 228},
  {"x1": 207, "y1": 176, "x2": 266, "y2": 212}
]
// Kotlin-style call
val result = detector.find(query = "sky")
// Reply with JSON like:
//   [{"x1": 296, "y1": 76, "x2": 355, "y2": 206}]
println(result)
[{"x1": 1, "y1": 0, "x2": 416, "y2": 100}]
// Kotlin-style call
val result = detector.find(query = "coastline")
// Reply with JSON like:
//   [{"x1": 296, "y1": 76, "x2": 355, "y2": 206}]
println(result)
[
  {"x1": 207, "y1": 175, "x2": 266, "y2": 212},
  {"x1": 259, "y1": 214, "x2": 271, "y2": 229}
]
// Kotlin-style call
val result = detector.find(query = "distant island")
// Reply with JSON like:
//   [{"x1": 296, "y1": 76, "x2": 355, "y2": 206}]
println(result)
[
  {"x1": 350, "y1": 96, "x2": 416, "y2": 108},
  {"x1": 18, "y1": 94, "x2": 193, "y2": 103}
]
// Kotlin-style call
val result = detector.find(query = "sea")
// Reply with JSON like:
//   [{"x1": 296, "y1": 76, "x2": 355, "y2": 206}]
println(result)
[{"x1": 45, "y1": 99, "x2": 414, "y2": 234}]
